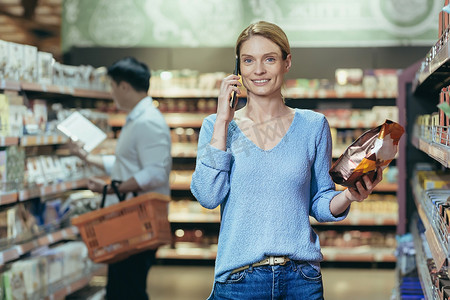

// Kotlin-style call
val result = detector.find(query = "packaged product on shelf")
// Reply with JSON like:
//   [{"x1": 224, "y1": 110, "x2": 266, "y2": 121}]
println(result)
[
  {"x1": 329, "y1": 120, "x2": 405, "y2": 189},
  {"x1": 6, "y1": 146, "x2": 25, "y2": 190},
  {"x1": 21, "y1": 45, "x2": 38, "y2": 83},
  {"x1": 0, "y1": 94, "x2": 10, "y2": 136},
  {"x1": 90, "y1": 66, "x2": 109, "y2": 91},
  {"x1": 60, "y1": 190, "x2": 100, "y2": 217},
  {"x1": 59, "y1": 156, "x2": 84, "y2": 180},
  {"x1": 26, "y1": 157, "x2": 46, "y2": 186},
  {"x1": 52, "y1": 62, "x2": 64, "y2": 86},
  {"x1": 44, "y1": 249, "x2": 64, "y2": 285},
  {"x1": 37, "y1": 51, "x2": 54, "y2": 85},
  {"x1": 31, "y1": 99, "x2": 48, "y2": 134},
  {"x1": 0, "y1": 150, "x2": 7, "y2": 186},
  {"x1": 335, "y1": 68, "x2": 364, "y2": 95},
  {"x1": 417, "y1": 170, "x2": 450, "y2": 189},
  {"x1": 62, "y1": 64, "x2": 81, "y2": 88},
  {"x1": 372, "y1": 106, "x2": 399, "y2": 123},
  {"x1": 10, "y1": 259, "x2": 42, "y2": 296},
  {"x1": 0, "y1": 40, "x2": 8, "y2": 80},
  {"x1": 8, "y1": 105, "x2": 26, "y2": 137},
  {"x1": 3, "y1": 269, "x2": 27, "y2": 300},
  {"x1": 374, "y1": 69, "x2": 398, "y2": 97},
  {"x1": 78, "y1": 65, "x2": 94, "y2": 89},
  {"x1": 6, "y1": 42, "x2": 24, "y2": 82},
  {"x1": 38, "y1": 156, "x2": 61, "y2": 184},
  {"x1": 362, "y1": 69, "x2": 377, "y2": 96}
]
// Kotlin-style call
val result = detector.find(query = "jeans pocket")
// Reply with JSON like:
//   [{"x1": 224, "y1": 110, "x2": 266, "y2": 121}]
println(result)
[
  {"x1": 224, "y1": 269, "x2": 247, "y2": 284},
  {"x1": 298, "y1": 262, "x2": 322, "y2": 281}
]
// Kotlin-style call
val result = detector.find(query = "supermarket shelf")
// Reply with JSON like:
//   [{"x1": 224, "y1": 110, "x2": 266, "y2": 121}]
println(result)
[
  {"x1": 41, "y1": 264, "x2": 107, "y2": 300},
  {"x1": 412, "y1": 134, "x2": 450, "y2": 168},
  {"x1": 20, "y1": 134, "x2": 68, "y2": 146},
  {"x1": 172, "y1": 143, "x2": 197, "y2": 158},
  {"x1": 0, "y1": 226, "x2": 79, "y2": 266},
  {"x1": 21, "y1": 82, "x2": 112, "y2": 100},
  {"x1": 149, "y1": 89, "x2": 396, "y2": 100},
  {"x1": 410, "y1": 214, "x2": 438, "y2": 300},
  {"x1": 0, "y1": 191, "x2": 17, "y2": 205},
  {"x1": 413, "y1": 36, "x2": 450, "y2": 95},
  {"x1": 322, "y1": 246, "x2": 396, "y2": 262},
  {"x1": 170, "y1": 171, "x2": 193, "y2": 190},
  {"x1": 109, "y1": 112, "x2": 210, "y2": 128},
  {"x1": 150, "y1": 89, "x2": 221, "y2": 98},
  {"x1": 169, "y1": 213, "x2": 220, "y2": 223},
  {"x1": 169, "y1": 212, "x2": 396, "y2": 226},
  {"x1": 164, "y1": 113, "x2": 208, "y2": 128},
  {"x1": 0, "y1": 79, "x2": 21, "y2": 91},
  {"x1": 170, "y1": 171, "x2": 398, "y2": 192},
  {"x1": 335, "y1": 182, "x2": 398, "y2": 193},
  {"x1": 0, "y1": 136, "x2": 19, "y2": 146},
  {"x1": 285, "y1": 89, "x2": 397, "y2": 99},
  {"x1": 156, "y1": 246, "x2": 217, "y2": 260},
  {"x1": 311, "y1": 214, "x2": 397, "y2": 226},
  {"x1": 111, "y1": 113, "x2": 390, "y2": 130},
  {"x1": 156, "y1": 245, "x2": 395, "y2": 262},
  {"x1": 18, "y1": 179, "x2": 88, "y2": 201},
  {"x1": 411, "y1": 174, "x2": 448, "y2": 270}
]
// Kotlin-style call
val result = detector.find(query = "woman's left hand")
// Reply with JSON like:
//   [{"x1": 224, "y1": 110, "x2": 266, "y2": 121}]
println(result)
[{"x1": 345, "y1": 167, "x2": 383, "y2": 202}]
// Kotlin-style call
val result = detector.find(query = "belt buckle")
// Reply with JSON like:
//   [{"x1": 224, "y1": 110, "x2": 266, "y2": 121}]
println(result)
[{"x1": 269, "y1": 256, "x2": 275, "y2": 266}]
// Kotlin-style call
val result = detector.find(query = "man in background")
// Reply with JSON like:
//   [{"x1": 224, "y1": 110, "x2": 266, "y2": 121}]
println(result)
[{"x1": 69, "y1": 56, "x2": 172, "y2": 300}]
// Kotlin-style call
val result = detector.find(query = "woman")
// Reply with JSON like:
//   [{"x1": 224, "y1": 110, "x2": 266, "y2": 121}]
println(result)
[{"x1": 190, "y1": 21, "x2": 382, "y2": 300}]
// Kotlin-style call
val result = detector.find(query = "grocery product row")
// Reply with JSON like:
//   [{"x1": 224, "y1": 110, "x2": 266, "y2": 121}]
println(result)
[
  {"x1": 169, "y1": 194, "x2": 398, "y2": 226},
  {"x1": 0, "y1": 240, "x2": 105, "y2": 300},
  {"x1": 0, "y1": 39, "x2": 109, "y2": 92},
  {"x1": 149, "y1": 68, "x2": 399, "y2": 98}
]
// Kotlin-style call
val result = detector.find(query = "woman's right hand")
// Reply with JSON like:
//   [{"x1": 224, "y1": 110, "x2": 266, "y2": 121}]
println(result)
[{"x1": 216, "y1": 74, "x2": 241, "y2": 124}]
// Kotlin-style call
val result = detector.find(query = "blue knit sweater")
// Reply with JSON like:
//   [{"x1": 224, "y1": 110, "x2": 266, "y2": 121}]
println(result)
[{"x1": 190, "y1": 108, "x2": 349, "y2": 283}]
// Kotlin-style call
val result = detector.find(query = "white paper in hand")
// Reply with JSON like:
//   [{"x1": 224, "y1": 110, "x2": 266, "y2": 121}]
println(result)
[{"x1": 57, "y1": 111, "x2": 107, "y2": 152}]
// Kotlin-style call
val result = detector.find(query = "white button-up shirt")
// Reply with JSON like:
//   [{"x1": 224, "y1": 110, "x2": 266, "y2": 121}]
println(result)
[{"x1": 102, "y1": 96, "x2": 171, "y2": 205}]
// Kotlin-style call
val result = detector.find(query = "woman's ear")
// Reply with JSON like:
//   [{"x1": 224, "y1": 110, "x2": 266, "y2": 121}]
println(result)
[{"x1": 284, "y1": 54, "x2": 292, "y2": 73}]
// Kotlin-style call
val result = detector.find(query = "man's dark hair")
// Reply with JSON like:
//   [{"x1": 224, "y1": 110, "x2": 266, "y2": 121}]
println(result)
[{"x1": 107, "y1": 57, "x2": 150, "y2": 92}]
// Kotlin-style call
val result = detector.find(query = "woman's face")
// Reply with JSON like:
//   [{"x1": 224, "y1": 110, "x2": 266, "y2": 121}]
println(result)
[{"x1": 239, "y1": 35, "x2": 291, "y2": 98}]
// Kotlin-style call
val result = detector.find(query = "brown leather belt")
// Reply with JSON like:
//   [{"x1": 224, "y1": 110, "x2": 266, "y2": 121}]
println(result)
[{"x1": 230, "y1": 256, "x2": 291, "y2": 275}]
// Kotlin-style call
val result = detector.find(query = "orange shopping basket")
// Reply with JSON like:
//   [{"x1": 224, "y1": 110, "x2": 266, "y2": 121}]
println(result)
[{"x1": 71, "y1": 181, "x2": 172, "y2": 264}]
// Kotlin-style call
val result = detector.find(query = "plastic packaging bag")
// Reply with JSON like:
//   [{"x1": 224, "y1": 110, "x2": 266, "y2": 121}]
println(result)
[{"x1": 329, "y1": 119, "x2": 404, "y2": 189}]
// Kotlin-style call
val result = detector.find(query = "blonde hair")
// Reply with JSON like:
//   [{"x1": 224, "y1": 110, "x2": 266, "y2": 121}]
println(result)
[{"x1": 235, "y1": 21, "x2": 291, "y2": 60}]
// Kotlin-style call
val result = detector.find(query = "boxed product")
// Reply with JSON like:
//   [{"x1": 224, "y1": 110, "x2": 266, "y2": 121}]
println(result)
[
  {"x1": 0, "y1": 94, "x2": 10, "y2": 136},
  {"x1": 329, "y1": 120, "x2": 404, "y2": 189},
  {"x1": 417, "y1": 170, "x2": 450, "y2": 190},
  {"x1": 26, "y1": 157, "x2": 45, "y2": 186},
  {"x1": 10, "y1": 259, "x2": 42, "y2": 296},
  {"x1": 31, "y1": 99, "x2": 48, "y2": 134},
  {"x1": 3, "y1": 269, "x2": 27, "y2": 300},
  {"x1": 6, "y1": 42, "x2": 24, "y2": 81},
  {"x1": 21, "y1": 45, "x2": 38, "y2": 83},
  {"x1": 0, "y1": 40, "x2": 8, "y2": 80},
  {"x1": 37, "y1": 51, "x2": 54, "y2": 85},
  {"x1": 6, "y1": 146, "x2": 25, "y2": 190}
]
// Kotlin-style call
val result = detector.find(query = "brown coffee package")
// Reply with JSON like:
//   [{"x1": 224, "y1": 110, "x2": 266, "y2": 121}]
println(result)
[{"x1": 329, "y1": 120, "x2": 404, "y2": 189}]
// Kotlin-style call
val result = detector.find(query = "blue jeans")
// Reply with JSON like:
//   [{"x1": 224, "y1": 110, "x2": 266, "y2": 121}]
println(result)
[{"x1": 208, "y1": 261, "x2": 324, "y2": 300}]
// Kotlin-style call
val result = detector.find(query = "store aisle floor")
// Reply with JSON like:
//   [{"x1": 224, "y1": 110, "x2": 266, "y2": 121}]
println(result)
[{"x1": 147, "y1": 265, "x2": 396, "y2": 300}]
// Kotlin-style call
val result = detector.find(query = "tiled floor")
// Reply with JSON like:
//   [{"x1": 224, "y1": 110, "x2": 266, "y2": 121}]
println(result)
[{"x1": 147, "y1": 265, "x2": 396, "y2": 300}]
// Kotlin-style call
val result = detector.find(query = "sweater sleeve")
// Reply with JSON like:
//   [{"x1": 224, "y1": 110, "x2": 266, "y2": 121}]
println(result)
[
  {"x1": 190, "y1": 116, "x2": 232, "y2": 209},
  {"x1": 310, "y1": 116, "x2": 350, "y2": 222}
]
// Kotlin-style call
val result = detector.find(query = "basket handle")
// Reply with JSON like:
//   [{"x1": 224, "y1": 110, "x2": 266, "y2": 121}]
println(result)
[{"x1": 99, "y1": 180, "x2": 138, "y2": 208}]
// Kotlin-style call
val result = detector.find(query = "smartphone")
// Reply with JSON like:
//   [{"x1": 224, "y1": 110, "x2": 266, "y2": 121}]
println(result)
[{"x1": 229, "y1": 56, "x2": 240, "y2": 108}]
